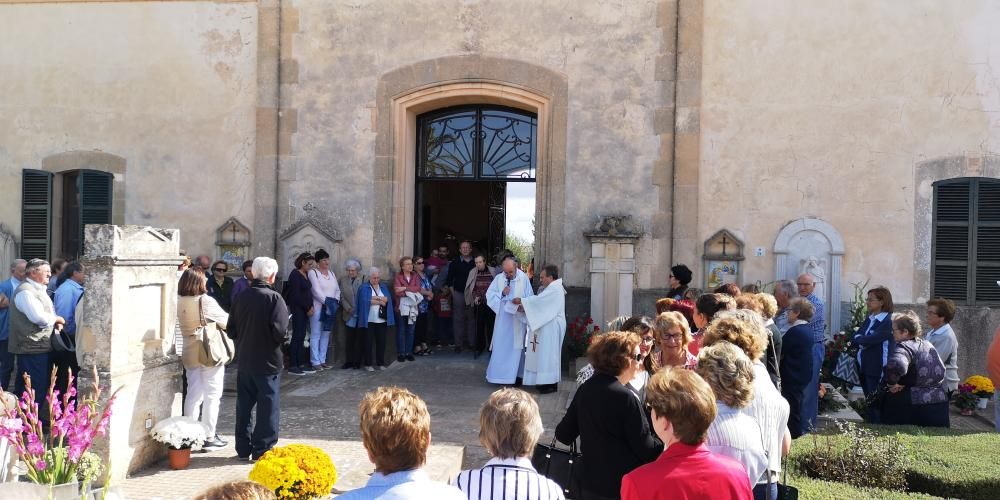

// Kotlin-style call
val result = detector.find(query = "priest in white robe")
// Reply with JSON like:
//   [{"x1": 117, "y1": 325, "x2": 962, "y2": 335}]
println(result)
[
  {"x1": 485, "y1": 256, "x2": 534, "y2": 385},
  {"x1": 514, "y1": 264, "x2": 566, "y2": 394}
]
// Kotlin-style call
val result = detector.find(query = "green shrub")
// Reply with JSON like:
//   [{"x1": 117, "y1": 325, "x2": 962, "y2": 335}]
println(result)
[
  {"x1": 786, "y1": 476, "x2": 938, "y2": 499},
  {"x1": 793, "y1": 421, "x2": 909, "y2": 491},
  {"x1": 789, "y1": 423, "x2": 1000, "y2": 500}
]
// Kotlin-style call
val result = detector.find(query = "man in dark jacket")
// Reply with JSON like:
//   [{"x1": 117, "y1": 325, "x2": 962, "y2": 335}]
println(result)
[{"x1": 227, "y1": 256, "x2": 289, "y2": 461}]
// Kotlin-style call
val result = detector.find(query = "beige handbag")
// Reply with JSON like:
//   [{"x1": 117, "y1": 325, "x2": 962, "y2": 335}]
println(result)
[{"x1": 197, "y1": 296, "x2": 235, "y2": 367}]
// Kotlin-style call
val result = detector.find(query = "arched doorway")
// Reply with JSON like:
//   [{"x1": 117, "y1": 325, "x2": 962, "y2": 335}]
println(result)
[{"x1": 414, "y1": 105, "x2": 537, "y2": 263}]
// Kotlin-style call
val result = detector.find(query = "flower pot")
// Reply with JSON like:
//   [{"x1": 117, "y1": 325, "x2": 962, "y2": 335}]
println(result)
[
  {"x1": 168, "y1": 447, "x2": 192, "y2": 470},
  {"x1": 977, "y1": 397, "x2": 989, "y2": 409},
  {"x1": 960, "y1": 408, "x2": 974, "y2": 416}
]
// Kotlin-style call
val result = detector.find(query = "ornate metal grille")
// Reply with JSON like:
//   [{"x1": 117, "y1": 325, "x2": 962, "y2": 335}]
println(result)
[{"x1": 417, "y1": 106, "x2": 536, "y2": 181}]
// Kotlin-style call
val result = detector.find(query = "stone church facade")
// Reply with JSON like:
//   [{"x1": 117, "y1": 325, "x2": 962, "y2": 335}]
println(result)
[{"x1": 2, "y1": 1, "x2": 999, "y2": 373}]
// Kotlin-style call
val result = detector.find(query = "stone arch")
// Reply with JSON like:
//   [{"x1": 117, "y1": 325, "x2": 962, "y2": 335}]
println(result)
[
  {"x1": 374, "y1": 55, "x2": 568, "y2": 271},
  {"x1": 774, "y1": 217, "x2": 845, "y2": 334},
  {"x1": 913, "y1": 154, "x2": 1000, "y2": 301}
]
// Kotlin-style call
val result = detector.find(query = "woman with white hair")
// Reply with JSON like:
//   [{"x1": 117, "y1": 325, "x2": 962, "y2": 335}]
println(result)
[
  {"x1": 452, "y1": 389, "x2": 564, "y2": 499},
  {"x1": 338, "y1": 259, "x2": 365, "y2": 369},
  {"x1": 354, "y1": 266, "x2": 395, "y2": 371}
]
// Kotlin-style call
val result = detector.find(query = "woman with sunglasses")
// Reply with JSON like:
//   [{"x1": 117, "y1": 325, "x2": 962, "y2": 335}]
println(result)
[
  {"x1": 207, "y1": 260, "x2": 234, "y2": 313},
  {"x1": 556, "y1": 331, "x2": 662, "y2": 500}
]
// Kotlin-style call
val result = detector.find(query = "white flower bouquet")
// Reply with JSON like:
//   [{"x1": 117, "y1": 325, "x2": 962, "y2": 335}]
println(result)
[{"x1": 149, "y1": 416, "x2": 208, "y2": 450}]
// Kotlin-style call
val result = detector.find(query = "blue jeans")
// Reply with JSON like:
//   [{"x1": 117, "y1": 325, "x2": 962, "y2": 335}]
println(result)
[
  {"x1": 0, "y1": 339, "x2": 16, "y2": 391},
  {"x1": 14, "y1": 352, "x2": 51, "y2": 424},
  {"x1": 396, "y1": 316, "x2": 416, "y2": 356},
  {"x1": 289, "y1": 309, "x2": 309, "y2": 369},
  {"x1": 753, "y1": 482, "x2": 778, "y2": 500},
  {"x1": 234, "y1": 372, "x2": 280, "y2": 459}
]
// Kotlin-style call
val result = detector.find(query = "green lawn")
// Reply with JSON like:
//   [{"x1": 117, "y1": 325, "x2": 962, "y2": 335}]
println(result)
[{"x1": 785, "y1": 425, "x2": 1000, "y2": 500}]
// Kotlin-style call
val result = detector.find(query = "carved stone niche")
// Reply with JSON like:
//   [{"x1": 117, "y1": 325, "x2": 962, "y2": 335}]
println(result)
[
  {"x1": 279, "y1": 205, "x2": 343, "y2": 280},
  {"x1": 216, "y1": 217, "x2": 252, "y2": 274},
  {"x1": 774, "y1": 217, "x2": 845, "y2": 335},
  {"x1": 703, "y1": 229, "x2": 744, "y2": 289},
  {"x1": 0, "y1": 223, "x2": 16, "y2": 281},
  {"x1": 585, "y1": 215, "x2": 643, "y2": 327}
]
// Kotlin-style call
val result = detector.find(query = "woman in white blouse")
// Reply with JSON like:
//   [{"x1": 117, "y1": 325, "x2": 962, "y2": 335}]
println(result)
[
  {"x1": 308, "y1": 249, "x2": 341, "y2": 371},
  {"x1": 924, "y1": 298, "x2": 959, "y2": 395}
]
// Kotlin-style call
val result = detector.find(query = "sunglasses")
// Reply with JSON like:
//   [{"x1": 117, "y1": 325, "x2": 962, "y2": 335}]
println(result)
[
  {"x1": 213, "y1": 268, "x2": 226, "y2": 272},
  {"x1": 415, "y1": 261, "x2": 424, "y2": 265},
  {"x1": 631, "y1": 352, "x2": 644, "y2": 362}
]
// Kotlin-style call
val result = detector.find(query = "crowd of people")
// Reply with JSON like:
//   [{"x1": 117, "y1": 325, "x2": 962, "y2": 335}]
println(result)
[{"x1": 2, "y1": 247, "x2": 997, "y2": 499}]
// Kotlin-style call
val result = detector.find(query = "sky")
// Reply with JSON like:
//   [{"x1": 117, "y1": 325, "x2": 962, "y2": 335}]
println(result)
[{"x1": 506, "y1": 182, "x2": 535, "y2": 242}]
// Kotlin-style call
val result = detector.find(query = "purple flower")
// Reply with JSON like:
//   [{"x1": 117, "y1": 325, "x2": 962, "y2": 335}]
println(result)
[
  {"x1": 35, "y1": 459, "x2": 47, "y2": 471},
  {"x1": 26, "y1": 434, "x2": 44, "y2": 456}
]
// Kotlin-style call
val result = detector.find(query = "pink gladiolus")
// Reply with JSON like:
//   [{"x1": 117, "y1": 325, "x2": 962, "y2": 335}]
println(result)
[
  {"x1": 26, "y1": 434, "x2": 44, "y2": 456},
  {"x1": 35, "y1": 459, "x2": 47, "y2": 471}
]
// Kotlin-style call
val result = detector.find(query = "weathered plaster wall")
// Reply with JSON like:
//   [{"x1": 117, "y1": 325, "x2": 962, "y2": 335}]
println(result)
[
  {"x1": 285, "y1": 0, "x2": 666, "y2": 286},
  {"x1": 698, "y1": 0, "x2": 1000, "y2": 303},
  {"x1": 0, "y1": 2, "x2": 258, "y2": 258}
]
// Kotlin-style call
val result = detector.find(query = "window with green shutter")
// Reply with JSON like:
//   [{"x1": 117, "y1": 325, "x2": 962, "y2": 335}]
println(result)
[
  {"x1": 931, "y1": 177, "x2": 1000, "y2": 305},
  {"x1": 20, "y1": 170, "x2": 53, "y2": 261}
]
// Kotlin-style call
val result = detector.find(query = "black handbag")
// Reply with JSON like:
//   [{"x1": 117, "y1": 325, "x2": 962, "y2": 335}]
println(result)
[
  {"x1": 777, "y1": 458, "x2": 799, "y2": 500},
  {"x1": 531, "y1": 438, "x2": 581, "y2": 498}
]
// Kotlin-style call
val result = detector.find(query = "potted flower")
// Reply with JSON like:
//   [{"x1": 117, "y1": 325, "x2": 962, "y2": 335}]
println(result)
[
  {"x1": 249, "y1": 444, "x2": 337, "y2": 499},
  {"x1": 0, "y1": 368, "x2": 116, "y2": 496},
  {"x1": 963, "y1": 375, "x2": 995, "y2": 409},
  {"x1": 149, "y1": 416, "x2": 207, "y2": 470},
  {"x1": 953, "y1": 383, "x2": 979, "y2": 416},
  {"x1": 563, "y1": 314, "x2": 599, "y2": 371}
]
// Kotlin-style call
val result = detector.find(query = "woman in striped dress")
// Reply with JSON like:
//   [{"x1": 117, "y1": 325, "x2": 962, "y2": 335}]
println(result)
[{"x1": 452, "y1": 389, "x2": 565, "y2": 500}]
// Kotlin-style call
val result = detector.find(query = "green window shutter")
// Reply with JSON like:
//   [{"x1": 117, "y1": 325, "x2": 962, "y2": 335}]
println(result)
[
  {"x1": 973, "y1": 179, "x2": 1000, "y2": 304},
  {"x1": 78, "y1": 170, "x2": 113, "y2": 251},
  {"x1": 932, "y1": 180, "x2": 971, "y2": 302},
  {"x1": 20, "y1": 169, "x2": 53, "y2": 261}
]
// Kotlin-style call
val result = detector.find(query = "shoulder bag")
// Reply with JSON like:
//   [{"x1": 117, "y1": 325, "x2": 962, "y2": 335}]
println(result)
[
  {"x1": 531, "y1": 437, "x2": 582, "y2": 498},
  {"x1": 197, "y1": 296, "x2": 235, "y2": 367}
]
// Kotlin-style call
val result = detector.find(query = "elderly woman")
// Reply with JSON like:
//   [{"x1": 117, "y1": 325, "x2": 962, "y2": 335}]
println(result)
[
  {"x1": 466, "y1": 254, "x2": 498, "y2": 358},
  {"x1": 697, "y1": 341, "x2": 767, "y2": 488},
  {"x1": 338, "y1": 259, "x2": 365, "y2": 369},
  {"x1": 307, "y1": 249, "x2": 341, "y2": 371},
  {"x1": 576, "y1": 317, "x2": 657, "y2": 402},
  {"x1": 394, "y1": 256, "x2": 423, "y2": 363},
  {"x1": 452, "y1": 389, "x2": 564, "y2": 499},
  {"x1": 702, "y1": 311, "x2": 791, "y2": 499},
  {"x1": 779, "y1": 298, "x2": 818, "y2": 438},
  {"x1": 881, "y1": 311, "x2": 949, "y2": 427},
  {"x1": 207, "y1": 260, "x2": 234, "y2": 312},
  {"x1": 412, "y1": 257, "x2": 434, "y2": 356},
  {"x1": 284, "y1": 252, "x2": 315, "y2": 375},
  {"x1": 355, "y1": 267, "x2": 395, "y2": 371},
  {"x1": 556, "y1": 331, "x2": 662, "y2": 499},
  {"x1": 177, "y1": 268, "x2": 229, "y2": 451},
  {"x1": 692, "y1": 293, "x2": 736, "y2": 355},
  {"x1": 653, "y1": 311, "x2": 698, "y2": 370},
  {"x1": 621, "y1": 369, "x2": 752, "y2": 500},
  {"x1": 924, "y1": 298, "x2": 959, "y2": 395}
]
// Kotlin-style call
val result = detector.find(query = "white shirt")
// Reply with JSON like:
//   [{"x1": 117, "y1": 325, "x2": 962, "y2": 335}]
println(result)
[
  {"x1": 308, "y1": 268, "x2": 342, "y2": 311},
  {"x1": 368, "y1": 285, "x2": 386, "y2": 324},
  {"x1": 706, "y1": 402, "x2": 768, "y2": 487},
  {"x1": 13, "y1": 279, "x2": 57, "y2": 328},
  {"x1": 452, "y1": 456, "x2": 565, "y2": 500},
  {"x1": 742, "y1": 362, "x2": 791, "y2": 479}
]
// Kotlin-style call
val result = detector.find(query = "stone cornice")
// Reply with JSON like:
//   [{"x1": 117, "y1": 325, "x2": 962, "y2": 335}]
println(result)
[{"x1": 0, "y1": 0, "x2": 254, "y2": 5}]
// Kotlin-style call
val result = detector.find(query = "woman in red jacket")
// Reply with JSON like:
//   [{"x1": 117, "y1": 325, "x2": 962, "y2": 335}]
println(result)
[{"x1": 621, "y1": 369, "x2": 752, "y2": 500}]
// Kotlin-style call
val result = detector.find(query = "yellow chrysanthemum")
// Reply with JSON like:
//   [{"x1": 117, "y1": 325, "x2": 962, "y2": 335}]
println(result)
[
  {"x1": 964, "y1": 375, "x2": 995, "y2": 395},
  {"x1": 248, "y1": 444, "x2": 337, "y2": 499}
]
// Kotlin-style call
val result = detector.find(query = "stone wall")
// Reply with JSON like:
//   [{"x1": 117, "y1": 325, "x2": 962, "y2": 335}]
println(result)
[
  {"x1": 0, "y1": 1, "x2": 259, "y2": 259},
  {"x1": 696, "y1": 0, "x2": 1000, "y2": 303},
  {"x1": 282, "y1": 0, "x2": 669, "y2": 287}
]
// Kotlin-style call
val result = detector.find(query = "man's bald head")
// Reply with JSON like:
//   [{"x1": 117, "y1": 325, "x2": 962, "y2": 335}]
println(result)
[{"x1": 502, "y1": 256, "x2": 517, "y2": 277}]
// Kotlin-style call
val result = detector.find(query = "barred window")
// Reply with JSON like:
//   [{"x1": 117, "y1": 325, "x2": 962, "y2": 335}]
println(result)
[{"x1": 931, "y1": 177, "x2": 1000, "y2": 305}]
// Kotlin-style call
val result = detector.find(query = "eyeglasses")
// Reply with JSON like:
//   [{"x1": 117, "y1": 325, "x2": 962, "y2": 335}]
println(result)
[
  {"x1": 641, "y1": 336, "x2": 655, "y2": 345},
  {"x1": 796, "y1": 283, "x2": 814, "y2": 287},
  {"x1": 865, "y1": 298, "x2": 881, "y2": 303},
  {"x1": 213, "y1": 268, "x2": 226, "y2": 272},
  {"x1": 660, "y1": 333, "x2": 682, "y2": 342}
]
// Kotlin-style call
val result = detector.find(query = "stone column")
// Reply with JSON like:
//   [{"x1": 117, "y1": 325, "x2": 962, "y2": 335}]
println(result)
[{"x1": 77, "y1": 225, "x2": 184, "y2": 480}]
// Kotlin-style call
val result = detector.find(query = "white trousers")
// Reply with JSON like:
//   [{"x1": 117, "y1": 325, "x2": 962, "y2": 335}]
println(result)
[
  {"x1": 310, "y1": 307, "x2": 331, "y2": 366},
  {"x1": 184, "y1": 364, "x2": 225, "y2": 437}
]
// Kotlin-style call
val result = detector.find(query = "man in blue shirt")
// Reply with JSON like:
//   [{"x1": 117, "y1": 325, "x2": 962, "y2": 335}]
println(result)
[
  {"x1": 53, "y1": 261, "x2": 86, "y2": 393},
  {"x1": 0, "y1": 259, "x2": 26, "y2": 390},
  {"x1": 797, "y1": 273, "x2": 827, "y2": 404}
]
